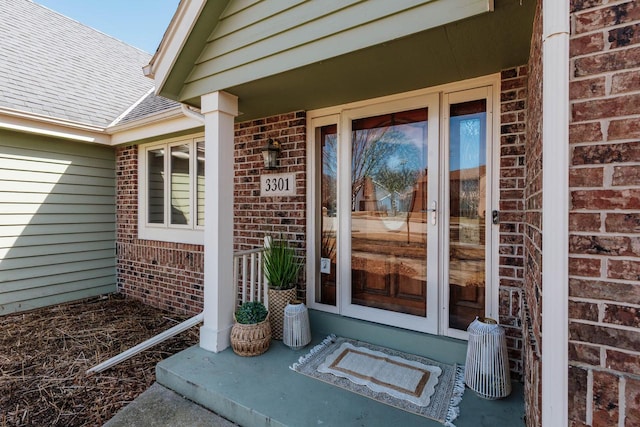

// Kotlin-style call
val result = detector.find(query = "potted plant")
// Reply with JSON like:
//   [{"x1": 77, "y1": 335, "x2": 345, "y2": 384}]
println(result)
[
  {"x1": 230, "y1": 301, "x2": 271, "y2": 356},
  {"x1": 263, "y1": 236, "x2": 301, "y2": 340}
]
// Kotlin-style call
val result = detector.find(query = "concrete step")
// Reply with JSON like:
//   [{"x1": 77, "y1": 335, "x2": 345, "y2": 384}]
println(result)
[{"x1": 103, "y1": 382, "x2": 237, "y2": 427}]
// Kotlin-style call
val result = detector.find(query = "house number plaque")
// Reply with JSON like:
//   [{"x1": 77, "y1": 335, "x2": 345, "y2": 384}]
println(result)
[{"x1": 260, "y1": 173, "x2": 296, "y2": 196}]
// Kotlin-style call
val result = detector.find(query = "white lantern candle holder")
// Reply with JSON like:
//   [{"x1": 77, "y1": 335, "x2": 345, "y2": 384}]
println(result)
[
  {"x1": 283, "y1": 300, "x2": 311, "y2": 350},
  {"x1": 464, "y1": 317, "x2": 512, "y2": 400}
]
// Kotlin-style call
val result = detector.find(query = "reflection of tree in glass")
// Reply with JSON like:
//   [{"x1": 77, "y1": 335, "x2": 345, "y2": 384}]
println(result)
[
  {"x1": 460, "y1": 118, "x2": 481, "y2": 168},
  {"x1": 351, "y1": 127, "x2": 394, "y2": 210},
  {"x1": 322, "y1": 133, "x2": 338, "y2": 216},
  {"x1": 460, "y1": 179, "x2": 480, "y2": 218},
  {"x1": 375, "y1": 163, "x2": 418, "y2": 216},
  {"x1": 352, "y1": 126, "x2": 424, "y2": 212}
]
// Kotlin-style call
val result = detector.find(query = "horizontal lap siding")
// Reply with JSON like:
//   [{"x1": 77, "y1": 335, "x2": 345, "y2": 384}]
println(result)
[
  {"x1": 184, "y1": 0, "x2": 490, "y2": 97},
  {"x1": 0, "y1": 130, "x2": 116, "y2": 314}
]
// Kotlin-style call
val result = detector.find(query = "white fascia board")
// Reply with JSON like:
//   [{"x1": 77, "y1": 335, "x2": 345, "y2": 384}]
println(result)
[
  {"x1": 541, "y1": 0, "x2": 570, "y2": 426},
  {"x1": 146, "y1": 0, "x2": 207, "y2": 94},
  {"x1": 0, "y1": 108, "x2": 109, "y2": 144},
  {"x1": 109, "y1": 112, "x2": 202, "y2": 146}
]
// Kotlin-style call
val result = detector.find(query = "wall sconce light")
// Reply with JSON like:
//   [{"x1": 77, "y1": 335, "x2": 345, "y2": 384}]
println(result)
[{"x1": 261, "y1": 138, "x2": 281, "y2": 170}]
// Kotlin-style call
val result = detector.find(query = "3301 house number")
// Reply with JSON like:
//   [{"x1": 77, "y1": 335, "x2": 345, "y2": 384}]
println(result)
[
  {"x1": 264, "y1": 177, "x2": 290, "y2": 192},
  {"x1": 260, "y1": 173, "x2": 296, "y2": 196}
]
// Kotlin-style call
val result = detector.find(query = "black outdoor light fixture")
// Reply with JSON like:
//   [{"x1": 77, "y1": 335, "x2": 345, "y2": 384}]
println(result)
[{"x1": 261, "y1": 138, "x2": 281, "y2": 170}]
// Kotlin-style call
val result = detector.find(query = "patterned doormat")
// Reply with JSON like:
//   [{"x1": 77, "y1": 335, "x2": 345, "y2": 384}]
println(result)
[{"x1": 290, "y1": 335, "x2": 464, "y2": 426}]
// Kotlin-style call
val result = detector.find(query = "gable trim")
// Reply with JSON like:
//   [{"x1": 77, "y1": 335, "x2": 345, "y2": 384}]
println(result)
[{"x1": 144, "y1": 0, "x2": 207, "y2": 96}]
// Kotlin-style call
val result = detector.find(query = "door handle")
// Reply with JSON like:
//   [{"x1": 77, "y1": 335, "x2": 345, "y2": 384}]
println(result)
[{"x1": 426, "y1": 200, "x2": 437, "y2": 225}]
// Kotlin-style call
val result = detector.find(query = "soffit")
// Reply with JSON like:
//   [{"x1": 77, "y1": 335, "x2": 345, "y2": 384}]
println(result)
[{"x1": 160, "y1": 0, "x2": 535, "y2": 121}]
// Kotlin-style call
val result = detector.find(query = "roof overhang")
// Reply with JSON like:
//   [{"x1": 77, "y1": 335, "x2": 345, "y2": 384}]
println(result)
[
  {"x1": 144, "y1": 0, "x2": 228, "y2": 99},
  {"x1": 0, "y1": 107, "x2": 110, "y2": 145},
  {"x1": 149, "y1": 0, "x2": 535, "y2": 122},
  {"x1": 0, "y1": 105, "x2": 203, "y2": 147},
  {"x1": 107, "y1": 107, "x2": 203, "y2": 146}
]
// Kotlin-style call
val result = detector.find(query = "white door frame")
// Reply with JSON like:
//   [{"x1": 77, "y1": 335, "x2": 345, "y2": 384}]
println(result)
[
  {"x1": 440, "y1": 85, "x2": 498, "y2": 340},
  {"x1": 338, "y1": 93, "x2": 440, "y2": 334},
  {"x1": 306, "y1": 74, "x2": 501, "y2": 338}
]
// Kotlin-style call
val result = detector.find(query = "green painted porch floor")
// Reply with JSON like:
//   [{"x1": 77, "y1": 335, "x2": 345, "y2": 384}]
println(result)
[{"x1": 156, "y1": 337, "x2": 525, "y2": 427}]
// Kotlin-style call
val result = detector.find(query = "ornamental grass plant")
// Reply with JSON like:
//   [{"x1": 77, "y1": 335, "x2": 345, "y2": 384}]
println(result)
[{"x1": 263, "y1": 237, "x2": 301, "y2": 290}]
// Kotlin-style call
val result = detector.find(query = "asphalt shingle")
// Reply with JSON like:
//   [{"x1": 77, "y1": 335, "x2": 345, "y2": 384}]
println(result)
[
  {"x1": 0, "y1": 0, "x2": 157, "y2": 128},
  {"x1": 115, "y1": 89, "x2": 181, "y2": 125}
]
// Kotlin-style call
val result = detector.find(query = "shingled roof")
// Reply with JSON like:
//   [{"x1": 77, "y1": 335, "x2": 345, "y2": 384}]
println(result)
[
  {"x1": 113, "y1": 88, "x2": 182, "y2": 126},
  {"x1": 0, "y1": 0, "x2": 156, "y2": 128}
]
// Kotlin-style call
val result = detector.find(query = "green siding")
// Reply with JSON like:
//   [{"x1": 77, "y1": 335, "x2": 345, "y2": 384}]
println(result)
[
  {"x1": 183, "y1": 0, "x2": 491, "y2": 99},
  {"x1": 167, "y1": 0, "x2": 534, "y2": 122},
  {"x1": 0, "y1": 130, "x2": 116, "y2": 315}
]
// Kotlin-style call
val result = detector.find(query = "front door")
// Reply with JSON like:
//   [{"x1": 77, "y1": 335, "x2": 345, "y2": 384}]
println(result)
[{"x1": 309, "y1": 84, "x2": 495, "y2": 338}]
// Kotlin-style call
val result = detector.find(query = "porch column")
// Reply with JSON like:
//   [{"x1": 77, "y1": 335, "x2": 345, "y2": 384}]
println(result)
[{"x1": 200, "y1": 90, "x2": 238, "y2": 352}]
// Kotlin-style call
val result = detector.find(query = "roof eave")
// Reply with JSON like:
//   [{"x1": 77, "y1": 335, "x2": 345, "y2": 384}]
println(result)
[
  {"x1": 106, "y1": 106, "x2": 185, "y2": 134},
  {"x1": 144, "y1": 0, "x2": 207, "y2": 95},
  {"x1": 107, "y1": 108, "x2": 203, "y2": 146},
  {"x1": 0, "y1": 107, "x2": 110, "y2": 144}
]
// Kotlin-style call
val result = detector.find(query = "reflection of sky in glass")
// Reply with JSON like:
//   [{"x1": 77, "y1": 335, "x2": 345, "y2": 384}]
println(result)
[
  {"x1": 381, "y1": 123, "x2": 427, "y2": 171},
  {"x1": 450, "y1": 113, "x2": 486, "y2": 171},
  {"x1": 322, "y1": 133, "x2": 337, "y2": 178}
]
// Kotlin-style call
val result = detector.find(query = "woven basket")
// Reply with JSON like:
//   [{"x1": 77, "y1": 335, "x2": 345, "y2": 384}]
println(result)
[
  {"x1": 230, "y1": 316, "x2": 271, "y2": 357},
  {"x1": 268, "y1": 287, "x2": 297, "y2": 340}
]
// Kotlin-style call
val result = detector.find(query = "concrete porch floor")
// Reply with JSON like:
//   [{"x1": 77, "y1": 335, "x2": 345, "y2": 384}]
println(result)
[{"x1": 154, "y1": 335, "x2": 525, "y2": 427}]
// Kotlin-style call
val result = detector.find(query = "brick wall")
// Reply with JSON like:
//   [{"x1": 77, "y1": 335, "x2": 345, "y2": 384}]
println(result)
[
  {"x1": 234, "y1": 112, "x2": 308, "y2": 296},
  {"x1": 115, "y1": 145, "x2": 205, "y2": 316},
  {"x1": 116, "y1": 112, "x2": 307, "y2": 313},
  {"x1": 568, "y1": 1, "x2": 640, "y2": 426},
  {"x1": 523, "y1": 0, "x2": 543, "y2": 425},
  {"x1": 499, "y1": 66, "x2": 528, "y2": 379}
]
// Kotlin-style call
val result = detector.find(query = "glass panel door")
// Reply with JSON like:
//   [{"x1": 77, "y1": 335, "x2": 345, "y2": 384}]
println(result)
[
  {"x1": 444, "y1": 88, "x2": 492, "y2": 336},
  {"x1": 349, "y1": 108, "x2": 429, "y2": 316},
  {"x1": 340, "y1": 95, "x2": 440, "y2": 333},
  {"x1": 318, "y1": 124, "x2": 338, "y2": 306},
  {"x1": 309, "y1": 87, "x2": 493, "y2": 337}
]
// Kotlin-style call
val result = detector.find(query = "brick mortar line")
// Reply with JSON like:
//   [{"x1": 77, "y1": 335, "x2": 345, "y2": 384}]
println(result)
[
  {"x1": 569, "y1": 361, "x2": 640, "y2": 382},
  {"x1": 570, "y1": 296, "x2": 640, "y2": 309},
  {"x1": 570, "y1": 91, "x2": 640, "y2": 102},
  {"x1": 569, "y1": 66, "x2": 640, "y2": 82},
  {"x1": 572, "y1": 23, "x2": 640, "y2": 41},
  {"x1": 569, "y1": 318, "x2": 640, "y2": 333},
  {"x1": 569, "y1": 231, "x2": 640, "y2": 236}
]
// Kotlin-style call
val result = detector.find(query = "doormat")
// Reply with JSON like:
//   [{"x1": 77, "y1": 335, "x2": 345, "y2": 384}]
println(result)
[{"x1": 290, "y1": 335, "x2": 465, "y2": 426}]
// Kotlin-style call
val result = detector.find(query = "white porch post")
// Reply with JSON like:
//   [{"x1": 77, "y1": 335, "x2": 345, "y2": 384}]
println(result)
[
  {"x1": 542, "y1": 0, "x2": 569, "y2": 425},
  {"x1": 200, "y1": 90, "x2": 238, "y2": 352}
]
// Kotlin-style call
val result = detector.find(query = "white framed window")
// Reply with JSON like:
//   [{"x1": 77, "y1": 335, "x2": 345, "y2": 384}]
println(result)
[{"x1": 138, "y1": 134, "x2": 205, "y2": 244}]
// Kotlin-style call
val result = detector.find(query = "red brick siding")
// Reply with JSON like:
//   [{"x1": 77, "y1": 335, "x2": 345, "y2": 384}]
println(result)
[
  {"x1": 524, "y1": 0, "x2": 543, "y2": 425},
  {"x1": 569, "y1": 0, "x2": 640, "y2": 426},
  {"x1": 115, "y1": 145, "x2": 204, "y2": 316},
  {"x1": 233, "y1": 112, "x2": 308, "y2": 297},
  {"x1": 500, "y1": 65, "x2": 528, "y2": 379},
  {"x1": 116, "y1": 112, "x2": 307, "y2": 313}
]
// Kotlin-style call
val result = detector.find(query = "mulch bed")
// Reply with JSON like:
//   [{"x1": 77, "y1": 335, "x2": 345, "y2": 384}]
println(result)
[{"x1": 0, "y1": 294, "x2": 199, "y2": 426}]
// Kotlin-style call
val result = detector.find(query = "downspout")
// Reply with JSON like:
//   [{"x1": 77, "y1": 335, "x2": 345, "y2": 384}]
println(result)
[
  {"x1": 541, "y1": 0, "x2": 569, "y2": 426},
  {"x1": 86, "y1": 312, "x2": 203, "y2": 374}
]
